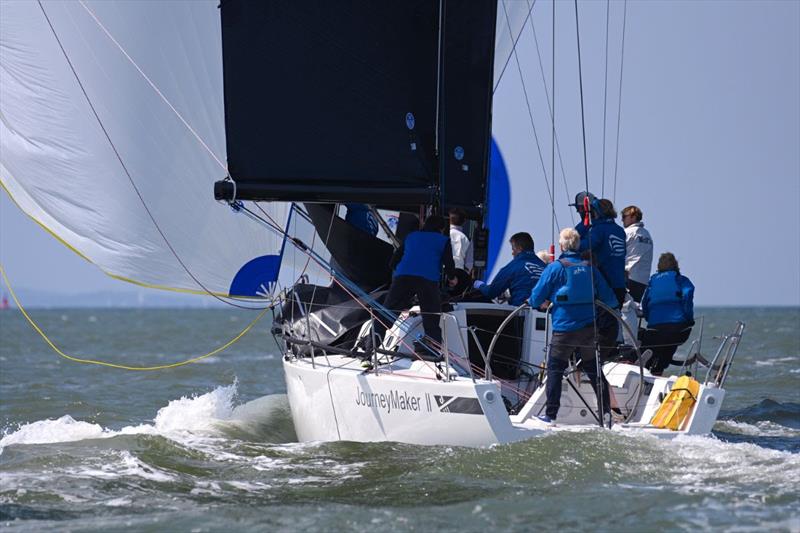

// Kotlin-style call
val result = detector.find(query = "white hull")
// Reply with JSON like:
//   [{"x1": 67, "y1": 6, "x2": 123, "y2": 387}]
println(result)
[
  {"x1": 283, "y1": 355, "x2": 726, "y2": 447},
  {"x1": 281, "y1": 303, "x2": 739, "y2": 447}
]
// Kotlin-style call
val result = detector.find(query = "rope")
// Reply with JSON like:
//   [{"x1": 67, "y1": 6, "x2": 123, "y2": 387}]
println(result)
[
  {"x1": 573, "y1": 0, "x2": 591, "y2": 195},
  {"x1": 573, "y1": 0, "x2": 607, "y2": 427},
  {"x1": 76, "y1": 0, "x2": 227, "y2": 173},
  {"x1": 500, "y1": 0, "x2": 559, "y2": 229},
  {"x1": 0, "y1": 263, "x2": 268, "y2": 371},
  {"x1": 612, "y1": 0, "x2": 628, "y2": 205},
  {"x1": 524, "y1": 0, "x2": 575, "y2": 226},
  {"x1": 551, "y1": 0, "x2": 557, "y2": 252},
  {"x1": 236, "y1": 204, "x2": 445, "y2": 373},
  {"x1": 494, "y1": 0, "x2": 538, "y2": 93},
  {"x1": 37, "y1": 1, "x2": 271, "y2": 311},
  {"x1": 601, "y1": 0, "x2": 610, "y2": 197}
]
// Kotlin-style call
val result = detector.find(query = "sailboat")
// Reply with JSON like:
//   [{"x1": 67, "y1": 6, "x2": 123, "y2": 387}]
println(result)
[{"x1": 1, "y1": 0, "x2": 744, "y2": 447}]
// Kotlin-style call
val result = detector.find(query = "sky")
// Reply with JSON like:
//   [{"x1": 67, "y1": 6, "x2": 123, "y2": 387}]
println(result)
[{"x1": 1, "y1": 0, "x2": 799, "y2": 307}]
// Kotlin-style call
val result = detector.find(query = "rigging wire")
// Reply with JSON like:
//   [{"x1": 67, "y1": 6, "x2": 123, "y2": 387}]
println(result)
[
  {"x1": 573, "y1": 0, "x2": 608, "y2": 427},
  {"x1": 573, "y1": 0, "x2": 591, "y2": 194},
  {"x1": 524, "y1": 0, "x2": 575, "y2": 226},
  {"x1": 612, "y1": 0, "x2": 628, "y2": 205},
  {"x1": 77, "y1": 0, "x2": 227, "y2": 173},
  {"x1": 41, "y1": 1, "x2": 276, "y2": 311},
  {"x1": 601, "y1": 0, "x2": 611, "y2": 197},
  {"x1": 493, "y1": 0, "x2": 538, "y2": 94},
  {"x1": 500, "y1": 0, "x2": 560, "y2": 230},
  {"x1": 551, "y1": 0, "x2": 556, "y2": 255}
]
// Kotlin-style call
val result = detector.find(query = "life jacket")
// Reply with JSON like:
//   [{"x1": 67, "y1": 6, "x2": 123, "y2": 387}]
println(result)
[
  {"x1": 648, "y1": 271, "x2": 682, "y2": 305},
  {"x1": 553, "y1": 259, "x2": 594, "y2": 306},
  {"x1": 393, "y1": 231, "x2": 449, "y2": 282}
]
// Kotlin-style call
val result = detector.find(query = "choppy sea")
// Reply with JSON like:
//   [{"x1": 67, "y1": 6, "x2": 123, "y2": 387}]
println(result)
[{"x1": 1, "y1": 307, "x2": 798, "y2": 532}]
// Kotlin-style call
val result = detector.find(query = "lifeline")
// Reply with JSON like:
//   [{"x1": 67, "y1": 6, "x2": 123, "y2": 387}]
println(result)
[{"x1": 355, "y1": 387, "x2": 422, "y2": 414}]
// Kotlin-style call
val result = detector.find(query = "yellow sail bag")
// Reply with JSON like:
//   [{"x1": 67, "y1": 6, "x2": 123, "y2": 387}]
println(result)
[{"x1": 650, "y1": 376, "x2": 701, "y2": 430}]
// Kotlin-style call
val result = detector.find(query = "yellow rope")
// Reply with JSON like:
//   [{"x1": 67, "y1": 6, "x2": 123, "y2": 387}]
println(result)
[{"x1": 0, "y1": 263, "x2": 269, "y2": 371}]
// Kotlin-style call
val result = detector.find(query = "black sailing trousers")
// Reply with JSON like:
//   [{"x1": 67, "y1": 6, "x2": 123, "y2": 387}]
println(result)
[{"x1": 373, "y1": 275, "x2": 442, "y2": 346}]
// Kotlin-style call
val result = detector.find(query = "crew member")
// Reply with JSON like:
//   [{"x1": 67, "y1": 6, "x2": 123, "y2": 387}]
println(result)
[
  {"x1": 449, "y1": 208, "x2": 473, "y2": 271},
  {"x1": 363, "y1": 215, "x2": 455, "y2": 360},
  {"x1": 621, "y1": 205, "x2": 653, "y2": 302},
  {"x1": 345, "y1": 203, "x2": 379, "y2": 236},
  {"x1": 572, "y1": 195, "x2": 627, "y2": 304},
  {"x1": 529, "y1": 228, "x2": 618, "y2": 424},
  {"x1": 536, "y1": 249, "x2": 553, "y2": 265},
  {"x1": 473, "y1": 232, "x2": 546, "y2": 306},
  {"x1": 639, "y1": 252, "x2": 695, "y2": 375},
  {"x1": 572, "y1": 194, "x2": 627, "y2": 357}
]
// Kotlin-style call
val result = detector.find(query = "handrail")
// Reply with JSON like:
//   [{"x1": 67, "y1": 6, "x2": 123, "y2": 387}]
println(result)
[
  {"x1": 593, "y1": 300, "x2": 645, "y2": 425},
  {"x1": 708, "y1": 321, "x2": 745, "y2": 388},
  {"x1": 467, "y1": 326, "x2": 491, "y2": 381},
  {"x1": 704, "y1": 334, "x2": 729, "y2": 385},
  {"x1": 484, "y1": 303, "x2": 530, "y2": 381}
]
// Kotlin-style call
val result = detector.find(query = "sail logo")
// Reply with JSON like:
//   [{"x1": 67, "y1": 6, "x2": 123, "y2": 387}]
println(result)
[
  {"x1": 524, "y1": 262, "x2": 544, "y2": 277},
  {"x1": 434, "y1": 395, "x2": 484, "y2": 415},
  {"x1": 256, "y1": 281, "x2": 277, "y2": 298},
  {"x1": 229, "y1": 254, "x2": 281, "y2": 297},
  {"x1": 608, "y1": 235, "x2": 626, "y2": 256}
]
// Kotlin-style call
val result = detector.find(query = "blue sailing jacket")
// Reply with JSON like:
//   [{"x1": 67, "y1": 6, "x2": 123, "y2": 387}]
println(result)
[
  {"x1": 529, "y1": 251, "x2": 618, "y2": 332},
  {"x1": 575, "y1": 218, "x2": 627, "y2": 290},
  {"x1": 642, "y1": 270, "x2": 695, "y2": 326},
  {"x1": 393, "y1": 231, "x2": 451, "y2": 282},
  {"x1": 479, "y1": 250, "x2": 546, "y2": 306},
  {"x1": 344, "y1": 203, "x2": 378, "y2": 236}
]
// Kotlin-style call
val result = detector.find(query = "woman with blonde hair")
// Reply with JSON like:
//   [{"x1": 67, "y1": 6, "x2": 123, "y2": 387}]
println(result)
[{"x1": 639, "y1": 252, "x2": 695, "y2": 375}]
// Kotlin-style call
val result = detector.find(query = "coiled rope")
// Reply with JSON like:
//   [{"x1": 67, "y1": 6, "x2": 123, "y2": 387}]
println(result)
[{"x1": 0, "y1": 263, "x2": 268, "y2": 371}]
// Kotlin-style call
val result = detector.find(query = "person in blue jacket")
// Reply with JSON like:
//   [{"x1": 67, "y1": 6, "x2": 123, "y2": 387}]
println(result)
[
  {"x1": 571, "y1": 194, "x2": 627, "y2": 358},
  {"x1": 362, "y1": 215, "x2": 456, "y2": 361},
  {"x1": 571, "y1": 196, "x2": 627, "y2": 301},
  {"x1": 529, "y1": 228, "x2": 619, "y2": 424},
  {"x1": 472, "y1": 232, "x2": 546, "y2": 306},
  {"x1": 639, "y1": 252, "x2": 695, "y2": 375},
  {"x1": 344, "y1": 203, "x2": 379, "y2": 236}
]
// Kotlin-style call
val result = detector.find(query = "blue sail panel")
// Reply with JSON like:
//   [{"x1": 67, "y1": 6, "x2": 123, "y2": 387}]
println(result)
[
  {"x1": 485, "y1": 138, "x2": 511, "y2": 278},
  {"x1": 228, "y1": 255, "x2": 282, "y2": 297}
]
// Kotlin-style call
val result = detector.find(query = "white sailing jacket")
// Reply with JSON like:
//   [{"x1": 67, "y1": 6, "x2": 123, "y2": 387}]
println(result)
[
  {"x1": 450, "y1": 226, "x2": 473, "y2": 271},
  {"x1": 624, "y1": 222, "x2": 653, "y2": 284}
]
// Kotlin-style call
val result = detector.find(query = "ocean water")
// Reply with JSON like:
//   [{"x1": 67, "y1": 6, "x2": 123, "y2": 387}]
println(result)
[{"x1": 0, "y1": 307, "x2": 798, "y2": 532}]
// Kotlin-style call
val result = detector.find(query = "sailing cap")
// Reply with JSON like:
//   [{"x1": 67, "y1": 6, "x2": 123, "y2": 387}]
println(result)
[{"x1": 569, "y1": 191, "x2": 596, "y2": 208}]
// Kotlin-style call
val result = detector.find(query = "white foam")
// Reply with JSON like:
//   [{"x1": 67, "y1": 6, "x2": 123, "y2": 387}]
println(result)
[
  {"x1": 0, "y1": 383, "x2": 241, "y2": 452},
  {"x1": 0, "y1": 415, "x2": 108, "y2": 449},
  {"x1": 151, "y1": 383, "x2": 236, "y2": 433},
  {"x1": 116, "y1": 450, "x2": 176, "y2": 482},
  {"x1": 104, "y1": 497, "x2": 133, "y2": 507},
  {"x1": 716, "y1": 420, "x2": 800, "y2": 438},
  {"x1": 665, "y1": 435, "x2": 800, "y2": 495},
  {"x1": 754, "y1": 356, "x2": 798, "y2": 366}
]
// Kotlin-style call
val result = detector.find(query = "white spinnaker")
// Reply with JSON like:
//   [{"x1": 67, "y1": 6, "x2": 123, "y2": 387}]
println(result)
[
  {"x1": 0, "y1": 0, "x2": 288, "y2": 297},
  {"x1": 494, "y1": 0, "x2": 535, "y2": 89}
]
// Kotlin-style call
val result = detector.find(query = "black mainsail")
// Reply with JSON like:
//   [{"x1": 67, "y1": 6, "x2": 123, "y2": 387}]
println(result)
[{"x1": 214, "y1": 0, "x2": 498, "y2": 216}]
